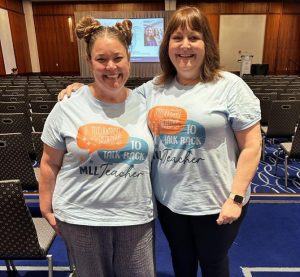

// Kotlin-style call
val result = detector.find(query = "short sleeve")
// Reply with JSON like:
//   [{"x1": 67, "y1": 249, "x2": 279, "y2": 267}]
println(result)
[
  {"x1": 227, "y1": 78, "x2": 261, "y2": 131},
  {"x1": 134, "y1": 80, "x2": 154, "y2": 100},
  {"x1": 41, "y1": 102, "x2": 66, "y2": 150}
]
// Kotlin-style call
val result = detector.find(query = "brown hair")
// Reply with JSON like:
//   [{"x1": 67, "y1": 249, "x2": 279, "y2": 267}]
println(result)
[
  {"x1": 76, "y1": 16, "x2": 133, "y2": 60},
  {"x1": 156, "y1": 6, "x2": 220, "y2": 85}
]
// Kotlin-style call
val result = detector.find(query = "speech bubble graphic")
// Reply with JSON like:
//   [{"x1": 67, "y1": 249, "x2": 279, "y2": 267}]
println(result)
[
  {"x1": 77, "y1": 123, "x2": 129, "y2": 154},
  {"x1": 98, "y1": 137, "x2": 148, "y2": 165},
  {"x1": 148, "y1": 106, "x2": 187, "y2": 136},
  {"x1": 160, "y1": 120, "x2": 205, "y2": 150}
]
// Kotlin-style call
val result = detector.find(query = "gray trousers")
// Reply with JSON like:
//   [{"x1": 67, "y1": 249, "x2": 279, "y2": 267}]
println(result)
[{"x1": 57, "y1": 219, "x2": 156, "y2": 277}]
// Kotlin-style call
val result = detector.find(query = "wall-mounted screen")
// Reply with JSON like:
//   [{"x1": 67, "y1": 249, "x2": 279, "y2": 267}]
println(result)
[{"x1": 98, "y1": 18, "x2": 164, "y2": 62}]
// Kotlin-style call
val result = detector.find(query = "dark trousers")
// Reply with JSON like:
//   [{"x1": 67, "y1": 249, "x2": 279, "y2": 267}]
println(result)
[{"x1": 157, "y1": 201, "x2": 248, "y2": 277}]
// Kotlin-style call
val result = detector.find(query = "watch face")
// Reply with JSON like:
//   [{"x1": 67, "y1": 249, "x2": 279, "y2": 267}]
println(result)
[{"x1": 234, "y1": 195, "x2": 244, "y2": 204}]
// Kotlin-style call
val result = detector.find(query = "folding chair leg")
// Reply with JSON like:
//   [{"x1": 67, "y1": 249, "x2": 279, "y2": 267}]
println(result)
[
  {"x1": 275, "y1": 150, "x2": 279, "y2": 175},
  {"x1": 284, "y1": 155, "x2": 288, "y2": 188},
  {"x1": 10, "y1": 260, "x2": 17, "y2": 271},
  {"x1": 47, "y1": 254, "x2": 53, "y2": 277},
  {"x1": 4, "y1": 260, "x2": 12, "y2": 271},
  {"x1": 262, "y1": 136, "x2": 265, "y2": 160},
  {"x1": 6, "y1": 260, "x2": 16, "y2": 271}
]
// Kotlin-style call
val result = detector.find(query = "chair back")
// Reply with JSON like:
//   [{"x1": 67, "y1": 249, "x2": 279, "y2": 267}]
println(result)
[
  {"x1": 32, "y1": 132, "x2": 43, "y2": 164},
  {"x1": 0, "y1": 101, "x2": 29, "y2": 116},
  {"x1": 31, "y1": 113, "x2": 49, "y2": 132},
  {"x1": 30, "y1": 100, "x2": 56, "y2": 113},
  {"x1": 266, "y1": 100, "x2": 300, "y2": 138},
  {"x1": 0, "y1": 133, "x2": 38, "y2": 190},
  {"x1": 0, "y1": 180, "x2": 46, "y2": 259},
  {"x1": 255, "y1": 92, "x2": 278, "y2": 126},
  {"x1": 0, "y1": 113, "x2": 34, "y2": 157}
]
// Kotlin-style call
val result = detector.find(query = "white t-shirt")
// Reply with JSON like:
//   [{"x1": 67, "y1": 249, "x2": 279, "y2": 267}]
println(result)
[
  {"x1": 136, "y1": 71, "x2": 261, "y2": 215},
  {"x1": 42, "y1": 85, "x2": 155, "y2": 226}
]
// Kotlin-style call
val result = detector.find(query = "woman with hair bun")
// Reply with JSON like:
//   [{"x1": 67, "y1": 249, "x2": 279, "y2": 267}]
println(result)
[
  {"x1": 39, "y1": 16, "x2": 156, "y2": 277},
  {"x1": 58, "y1": 6, "x2": 261, "y2": 277}
]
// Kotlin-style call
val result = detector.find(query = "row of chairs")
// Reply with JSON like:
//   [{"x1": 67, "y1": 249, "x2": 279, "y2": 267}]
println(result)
[
  {"x1": 0, "y1": 101, "x2": 55, "y2": 116},
  {"x1": 256, "y1": 93, "x2": 300, "y2": 126},
  {"x1": 0, "y1": 112, "x2": 48, "y2": 161},
  {"x1": 0, "y1": 132, "x2": 42, "y2": 191},
  {"x1": 257, "y1": 98, "x2": 300, "y2": 187}
]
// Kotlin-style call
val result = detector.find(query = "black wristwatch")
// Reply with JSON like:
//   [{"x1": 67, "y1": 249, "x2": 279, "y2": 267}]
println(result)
[{"x1": 229, "y1": 193, "x2": 244, "y2": 204}]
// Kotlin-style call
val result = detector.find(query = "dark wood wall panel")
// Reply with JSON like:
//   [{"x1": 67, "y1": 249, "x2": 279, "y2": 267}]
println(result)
[
  {"x1": 263, "y1": 14, "x2": 281, "y2": 74},
  {"x1": 0, "y1": 0, "x2": 6, "y2": 9},
  {"x1": 179, "y1": 2, "x2": 220, "y2": 14},
  {"x1": 206, "y1": 15, "x2": 220, "y2": 43},
  {"x1": 8, "y1": 11, "x2": 32, "y2": 74},
  {"x1": 243, "y1": 2, "x2": 268, "y2": 14},
  {"x1": 276, "y1": 15, "x2": 300, "y2": 74},
  {"x1": 34, "y1": 15, "x2": 59, "y2": 73},
  {"x1": 31, "y1": 1, "x2": 300, "y2": 75},
  {"x1": 0, "y1": 45, "x2": 5, "y2": 75},
  {"x1": 219, "y1": 2, "x2": 244, "y2": 14},
  {"x1": 283, "y1": 1, "x2": 300, "y2": 14},
  {"x1": 32, "y1": 1, "x2": 164, "y2": 74},
  {"x1": 54, "y1": 16, "x2": 80, "y2": 74},
  {"x1": 268, "y1": 1, "x2": 282, "y2": 14},
  {"x1": 6, "y1": 0, "x2": 23, "y2": 13},
  {"x1": 33, "y1": 2, "x2": 164, "y2": 15}
]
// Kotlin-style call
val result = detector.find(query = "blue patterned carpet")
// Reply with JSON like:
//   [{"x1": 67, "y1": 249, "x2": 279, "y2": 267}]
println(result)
[
  {"x1": 251, "y1": 139, "x2": 300, "y2": 195},
  {"x1": 1, "y1": 139, "x2": 300, "y2": 276}
]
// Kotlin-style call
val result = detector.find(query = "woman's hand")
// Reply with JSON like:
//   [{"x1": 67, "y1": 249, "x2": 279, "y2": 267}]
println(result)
[
  {"x1": 216, "y1": 199, "x2": 242, "y2": 225},
  {"x1": 57, "y1": 83, "x2": 84, "y2": 101},
  {"x1": 43, "y1": 212, "x2": 61, "y2": 235}
]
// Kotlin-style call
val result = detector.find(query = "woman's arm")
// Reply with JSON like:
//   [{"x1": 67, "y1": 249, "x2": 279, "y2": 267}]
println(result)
[
  {"x1": 216, "y1": 122, "x2": 261, "y2": 225},
  {"x1": 39, "y1": 144, "x2": 65, "y2": 234},
  {"x1": 57, "y1": 83, "x2": 84, "y2": 100}
]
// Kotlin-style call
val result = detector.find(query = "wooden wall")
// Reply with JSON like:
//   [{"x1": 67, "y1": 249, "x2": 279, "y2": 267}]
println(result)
[
  {"x1": 32, "y1": 1, "x2": 165, "y2": 75},
  {"x1": 1, "y1": 1, "x2": 298, "y2": 75},
  {"x1": 178, "y1": 0, "x2": 300, "y2": 75},
  {"x1": 0, "y1": 0, "x2": 32, "y2": 74}
]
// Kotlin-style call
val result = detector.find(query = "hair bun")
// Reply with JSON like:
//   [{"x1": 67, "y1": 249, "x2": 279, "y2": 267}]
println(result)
[
  {"x1": 114, "y1": 19, "x2": 133, "y2": 46},
  {"x1": 76, "y1": 16, "x2": 102, "y2": 42}
]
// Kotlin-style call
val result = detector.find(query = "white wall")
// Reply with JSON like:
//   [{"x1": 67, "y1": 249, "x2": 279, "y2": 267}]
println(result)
[
  {"x1": 23, "y1": 1, "x2": 40, "y2": 72},
  {"x1": 219, "y1": 15, "x2": 266, "y2": 72},
  {"x1": 0, "y1": 8, "x2": 17, "y2": 74}
]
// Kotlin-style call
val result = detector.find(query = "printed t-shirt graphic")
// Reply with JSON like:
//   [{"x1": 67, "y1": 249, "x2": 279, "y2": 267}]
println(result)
[
  {"x1": 148, "y1": 106, "x2": 205, "y2": 150},
  {"x1": 77, "y1": 123, "x2": 148, "y2": 165}
]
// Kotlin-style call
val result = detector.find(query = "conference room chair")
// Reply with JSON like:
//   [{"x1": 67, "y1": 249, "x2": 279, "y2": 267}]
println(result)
[
  {"x1": 255, "y1": 92, "x2": 278, "y2": 126},
  {"x1": 0, "y1": 133, "x2": 38, "y2": 191},
  {"x1": 28, "y1": 94, "x2": 55, "y2": 102},
  {"x1": 0, "y1": 101, "x2": 30, "y2": 116},
  {"x1": 286, "y1": 88, "x2": 300, "y2": 94},
  {"x1": 31, "y1": 112, "x2": 49, "y2": 132},
  {"x1": 32, "y1": 132, "x2": 43, "y2": 164},
  {"x1": 30, "y1": 100, "x2": 56, "y2": 114},
  {"x1": 261, "y1": 100, "x2": 300, "y2": 160},
  {"x1": 27, "y1": 88, "x2": 49, "y2": 94},
  {"x1": 1, "y1": 90, "x2": 24, "y2": 96},
  {"x1": 48, "y1": 88, "x2": 62, "y2": 95},
  {"x1": 263, "y1": 88, "x2": 285, "y2": 94},
  {"x1": 0, "y1": 94, "x2": 26, "y2": 102},
  {"x1": 277, "y1": 93, "x2": 300, "y2": 100},
  {"x1": 0, "y1": 113, "x2": 35, "y2": 159},
  {"x1": 274, "y1": 126, "x2": 300, "y2": 187},
  {"x1": 0, "y1": 179, "x2": 56, "y2": 277}
]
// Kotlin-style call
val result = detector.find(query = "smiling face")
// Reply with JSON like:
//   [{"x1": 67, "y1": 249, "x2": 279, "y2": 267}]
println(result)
[
  {"x1": 168, "y1": 27, "x2": 205, "y2": 85},
  {"x1": 89, "y1": 35, "x2": 130, "y2": 97}
]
